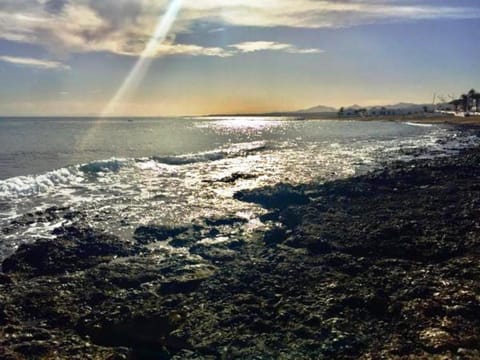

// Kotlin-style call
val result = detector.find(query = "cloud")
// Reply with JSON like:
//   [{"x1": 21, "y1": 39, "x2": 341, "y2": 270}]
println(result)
[
  {"x1": 153, "y1": 42, "x2": 234, "y2": 57},
  {"x1": 180, "y1": 0, "x2": 480, "y2": 28},
  {"x1": 230, "y1": 41, "x2": 322, "y2": 54},
  {"x1": 207, "y1": 27, "x2": 225, "y2": 33},
  {"x1": 0, "y1": 0, "x2": 478, "y2": 58},
  {"x1": 44, "y1": 0, "x2": 69, "y2": 14},
  {"x1": 0, "y1": 55, "x2": 70, "y2": 69},
  {"x1": 122, "y1": 40, "x2": 321, "y2": 58}
]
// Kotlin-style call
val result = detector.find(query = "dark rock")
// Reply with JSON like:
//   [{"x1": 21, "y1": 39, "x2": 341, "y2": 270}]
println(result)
[
  {"x1": 279, "y1": 207, "x2": 304, "y2": 228},
  {"x1": 234, "y1": 183, "x2": 310, "y2": 209},
  {"x1": 79, "y1": 314, "x2": 174, "y2": 356},
  {"x1": 285, "y1": 235, "x2": 332, "y2": 254},
  {"x1": 214, "y1": 172, "x2": 257, "y2": 183},
  {"x1": 12, "y1": 342, "x2": 50, "y2": 357},
  {"x1": 2, "y1": 143, "x2": 480, "y2": 359},
  {"x1": 161, "y1": 277, "x2": 205, "y2": 294},
  {"x1": 263, "y1": 227, "x2": 287, "y2": 246},
  {"x1": 190, "y1": 245, "x2": 236, "y2": 262},
  {"x1": 0, "y1": 273, "x2": 12, "y2": 284},
  {"x1": 259, "y1": 211, "x2": 280, "y2": 223},
  {"x1": 134, "y1": 225, "x2": 189, "y2": 244},
  {"x1": 204, "y1": 216, "x2": 248, "y2": 227},
  {"x1": 2, "y1": 226, "x2": 140, "y2": 277}
]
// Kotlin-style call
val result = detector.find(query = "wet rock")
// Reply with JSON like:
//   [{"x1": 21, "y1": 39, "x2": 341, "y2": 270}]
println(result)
[
  {"x1": 419, "y1": 328, "x2": 459, "y2": 352},
  {"x1": 2, "y1": 144, "x2": 480, "y2": 359},
  {"x1": 285, "y1": 235, "x2": 332, "y2": 254},
  {"x1": 204, "y1": 217, "x2": 248, "y2": 227},
  {"x1": 0, "y1": 273, "x2": 12, "y2": 284},
  {"x1": 262, "y1": 227, "x2": 287, "y2": 246},
  {"x1": 190, "y1": 246, "x2": 236, "y2": 262},
  {"x1": 7, "y1": 207, "x2": 71, "y2": 231},
  {"x1": 259, "y1": 211, "x2": 280, "y2": 223},
  {"x1": 3, "y1": 226, "x2": 140, "y2": 277},
  {"x1": 234, "y1": 183, "x2": 310, "y2": 209},
  {"x1": 278, "y1": 207, "x2": 304, "y2": 228},
  {"x1": 169, "y1": 237, "x2": 195, "y2": 248},
  {"x1": 80, "y1": 314, "x2": 174, "y2": 350},
  {"x1": 134, "y1": 225, "x2": 189, "y2": 244},
  {"x1": 214, "y1": 172, "x2": 257, "y2": 183}
]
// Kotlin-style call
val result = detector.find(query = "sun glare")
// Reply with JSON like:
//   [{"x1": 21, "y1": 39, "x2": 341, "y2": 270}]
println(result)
[{"x1": 100, "y1": 0, "x2": 183, "y2": 117}]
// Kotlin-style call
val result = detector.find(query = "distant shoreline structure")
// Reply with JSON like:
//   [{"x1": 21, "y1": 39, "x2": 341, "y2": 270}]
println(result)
[{"x1": 209, "y1": 88, "x2": 480, "y2": 121}]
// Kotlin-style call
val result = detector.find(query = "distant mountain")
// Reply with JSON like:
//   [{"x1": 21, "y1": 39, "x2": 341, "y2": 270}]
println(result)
[
  {"x1": 344, "y1": 104, "x2": 363, "y2": 110},
  {"x1": 298, "y1": 104, "x2": 337, "y2": 113},
  {"x1": 384, "y1": 103, "x2": 433, "y2": 111},
  {"x1": 210, "y1": 102, "x2": 436, "y2": 118},
  {"x1": 295, "y1": 102, "x2": 432, "y2": 114},
  {"x1": 384, "y1": 102, "x2": 421, "y2": 109},
  {"x1": 345, "y1": 103, "x2": 431, "y2": 110},
  {"x1": 340, "y1": 102, "x2": 434, "y2": 114}
]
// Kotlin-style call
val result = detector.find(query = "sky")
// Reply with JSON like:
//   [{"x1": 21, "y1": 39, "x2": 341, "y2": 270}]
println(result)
[{"x1": 0, "y1": 0, "x2": 479, "y2": 116}]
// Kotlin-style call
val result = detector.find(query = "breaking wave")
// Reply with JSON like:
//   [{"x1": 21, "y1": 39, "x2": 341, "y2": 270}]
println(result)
[
  {"x1": 0, "y1": 142, "x2": 268, "y2": 199},
  {"x1": 79, "y1": 158, "x2": 129, "y2": 174},
  {"x1": 405, "y1": 122, "x2": 434, "y2": 128},
  {"x1": 0, "y1": 167, "x2": 81, "y2": 199},
  {"x1": 151, "y1": 141, "x2": 268, "y2": 165}
]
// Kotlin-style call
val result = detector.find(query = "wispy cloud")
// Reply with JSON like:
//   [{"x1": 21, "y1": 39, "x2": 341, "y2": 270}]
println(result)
[
  {"x1": 0, "y1": 0, "x2": 478, "y2": 58},
  {"x1": 0, "y1": 55, "x2": 69, "y2": 70},
  {"x1": 116, "y1": 40, "x2": 321, "y2": 58},
  {"x1": 230, "y1": 41, "x2": 322, "y2": 54},
  {"x1": 208, "y1": 27, "x2": 225, "y2": 33}
]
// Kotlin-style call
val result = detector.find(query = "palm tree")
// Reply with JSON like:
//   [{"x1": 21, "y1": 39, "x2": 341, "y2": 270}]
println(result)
[
  {"x1": 449, "y1": 99, "x2": 462, "y2": 112},
  {"x1": 461, "y1": 94, "x2": 469, "y2": 112},
  {"x1": 468, "y1": 89, "x2": 476, "y2": 112},
  {"x1": 471, "y1": 90, "x2": 480, "y2": 113}
]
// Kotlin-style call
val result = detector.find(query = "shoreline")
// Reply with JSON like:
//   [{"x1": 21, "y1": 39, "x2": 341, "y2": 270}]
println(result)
[
  {"x1": 1, "y1": 133, "x2": 480, "y2": 358},
  {"x1": 334, "y1": 114, "x2": 480, "y2": 127},
  {"x1": 204, "y1": 112, "x2": 480, "y2": 127}
]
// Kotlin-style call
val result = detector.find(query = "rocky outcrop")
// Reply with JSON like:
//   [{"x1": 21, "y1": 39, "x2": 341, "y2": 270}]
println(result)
[{"x1": 1, "y1": 146, "x2": 480, "y2": 359}]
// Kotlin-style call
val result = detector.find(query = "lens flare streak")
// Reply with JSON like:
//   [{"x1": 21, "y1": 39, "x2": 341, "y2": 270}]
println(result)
[{"x1": 101, "y1": 0, "x2": 183, "y2": 116}]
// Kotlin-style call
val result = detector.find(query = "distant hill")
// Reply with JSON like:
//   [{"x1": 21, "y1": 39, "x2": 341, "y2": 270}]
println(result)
[
  {"x1": 339, "y1": 102, "x2": 434, "y2": 115},
  {"x1": 345, "y1": 104, "x2": 363, "y2": 110},
  {"x1": 209, "y1": 102, "x2": 438, "y2": 118},
  {"x1": 384, "y1": 102, "x2": 422, "y2": 109},
  {"x1": 298, "y1": 105, "x2": 337, "y2": 113},
  {"x1": 297, "y1": 102, "x2": 433, "y2": 114}
]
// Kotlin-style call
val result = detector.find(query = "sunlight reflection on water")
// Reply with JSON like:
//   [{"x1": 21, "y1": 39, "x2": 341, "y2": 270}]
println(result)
[
  {"x1": 194, "y1": 117, "x2": 289, "y2": 133},
  {"x1": 1, "y1": 118, "x2": 478, "y2": 260}
]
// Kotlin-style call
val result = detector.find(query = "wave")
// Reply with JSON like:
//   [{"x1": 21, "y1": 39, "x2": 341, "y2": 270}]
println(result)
[
  {"x1": 0, "y1": 167, "x2": 81, "y2": 199},
  {"x1": 151, "y1": 141, "x2": 268, "y2": 166},
  {"x1": 405, "y1": 122, "x2": 434, "y2": 128},
  {"x1": 0, "y1": 143, "x2": 268, "y2": 199},
  {"x1": 0, "y1": 158, "x2": 129, "y2": 199},
  {"x1": 79, "y1": 158, "x2": 129, "y2": 174},
  {"x1": 2, "y1": 131, "x2": 476, "y2": 200}
]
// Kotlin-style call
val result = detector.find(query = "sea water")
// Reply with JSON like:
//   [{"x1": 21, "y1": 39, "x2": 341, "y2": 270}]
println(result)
[{"x1": 0, "y1": 117, "x2": 478, "y2": 259}]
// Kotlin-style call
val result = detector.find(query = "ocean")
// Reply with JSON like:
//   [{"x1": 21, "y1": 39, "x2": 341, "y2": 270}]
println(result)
[{"x1": 0, "y1": 117, "x2": 478, "y2": 260}]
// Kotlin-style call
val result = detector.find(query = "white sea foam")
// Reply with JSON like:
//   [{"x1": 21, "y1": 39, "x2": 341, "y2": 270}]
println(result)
[
  {"x1": 0, "y1": 167, "x2": 82, "y2": 199},
  {"x1": 0, "y1": 158, "x2": 130, "y2": 199},
  {"x1": 405, "y1": 122, "x2": 434, "y2": 127}
]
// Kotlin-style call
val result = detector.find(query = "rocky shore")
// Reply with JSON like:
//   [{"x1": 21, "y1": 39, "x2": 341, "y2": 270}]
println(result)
[{"x1": 1, "y1": 144, "x2": 480, "y2": 359}]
